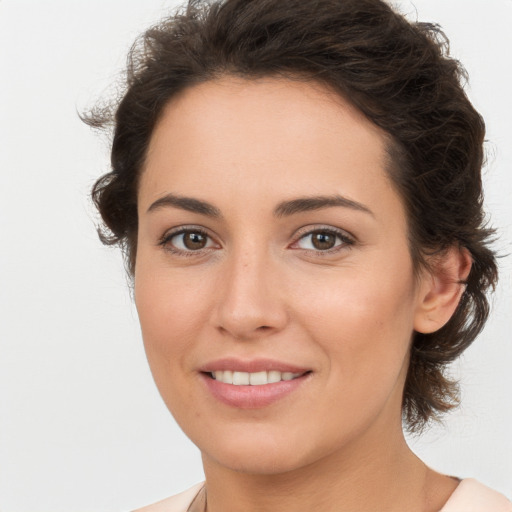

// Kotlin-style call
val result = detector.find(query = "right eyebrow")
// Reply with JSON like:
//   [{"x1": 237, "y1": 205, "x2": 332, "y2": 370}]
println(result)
[{"x1": 146, "y1": 193, "x2": 222, "y2": 218}]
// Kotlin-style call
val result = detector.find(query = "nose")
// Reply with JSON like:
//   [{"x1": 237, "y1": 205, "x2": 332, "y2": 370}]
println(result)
[{"x1": 212, "y1": 249, "x2": 289, "y2": 341}]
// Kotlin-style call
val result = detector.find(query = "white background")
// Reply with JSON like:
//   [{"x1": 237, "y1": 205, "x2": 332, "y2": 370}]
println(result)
[{"x1": 0, "y1": 1, "x2": 511, "y2": 510}]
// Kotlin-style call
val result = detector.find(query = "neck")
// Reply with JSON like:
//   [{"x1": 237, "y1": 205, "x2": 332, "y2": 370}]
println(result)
[{"x1": 201, "y1": 420, "x2": 456, "y2": 512}]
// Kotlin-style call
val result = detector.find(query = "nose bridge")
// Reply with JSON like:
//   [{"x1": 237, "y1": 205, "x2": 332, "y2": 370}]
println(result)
[{"x1": 214, "y1": 243, "x2": 287, "y2": 338}]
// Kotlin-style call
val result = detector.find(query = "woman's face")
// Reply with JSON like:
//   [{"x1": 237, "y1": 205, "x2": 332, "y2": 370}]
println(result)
[{"x1": 135, "y1": 77, "x2": 429, "y2": 475}]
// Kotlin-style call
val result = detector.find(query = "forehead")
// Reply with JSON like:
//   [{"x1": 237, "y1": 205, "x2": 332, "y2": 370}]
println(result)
[
  {"x1": 146, "y1": 76, "x2": 387, "y2": 160},
  {"x1": 140, "y1": 76, "x2": 399, "y2": 219}
]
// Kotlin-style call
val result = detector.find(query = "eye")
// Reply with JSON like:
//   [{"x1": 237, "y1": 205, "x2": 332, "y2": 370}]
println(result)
[
  {"x1": 159, "y1": 227, "x2": 217, "y2": 254},
  {"x1": 292, "y1": 228, "x2": 354, "y2": 253}
]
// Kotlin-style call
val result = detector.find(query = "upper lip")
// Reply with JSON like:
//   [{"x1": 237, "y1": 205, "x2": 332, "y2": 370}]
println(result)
[{"x1": 199, "y1": 358, "x2": 310, "y2": 374}]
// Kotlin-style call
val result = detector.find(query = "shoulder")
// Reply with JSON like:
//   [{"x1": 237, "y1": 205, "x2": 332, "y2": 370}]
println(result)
[
  {"x1": 132, "y1": 482, "x2": 205, "y2": 512},
  {"x1": 441, "y1": 478, "x2": 512, "y2": 512}
]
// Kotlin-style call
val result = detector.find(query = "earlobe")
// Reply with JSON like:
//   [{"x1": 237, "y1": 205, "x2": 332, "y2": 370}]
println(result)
[{"x1": 414, "y1": 246, "x2": 472, "y2": 334}]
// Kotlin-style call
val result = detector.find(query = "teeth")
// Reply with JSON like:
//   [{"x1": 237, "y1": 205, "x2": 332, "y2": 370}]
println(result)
[
  {"x1": 249, "y1": 371, "x2": 268, "y2": 385},
  {"x1": 233, "y1": 371, "x2": 250, "y2": 385},
  {"x1": 211, "y1": 370, "x2": 302, "y2": 385},
  {"x1": 268, "y1": 370, "x2": 281, "y2": 383},
  {"x1": 214, "y1": 370, "x2": 233, "y2": 384}
]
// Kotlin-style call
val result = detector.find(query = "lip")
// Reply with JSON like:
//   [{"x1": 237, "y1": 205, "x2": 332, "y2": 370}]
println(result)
[
  {"x1": 199, "y1": 357, "x2": 310, "y2": 374},
  {"x1": 199, "y1": 358, "x2": 312, "y2": 409}
]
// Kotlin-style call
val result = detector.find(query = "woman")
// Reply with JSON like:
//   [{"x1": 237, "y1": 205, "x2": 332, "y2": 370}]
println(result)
[{"x1": 86, "y1": 0, "x2": 510, "y2": 510}]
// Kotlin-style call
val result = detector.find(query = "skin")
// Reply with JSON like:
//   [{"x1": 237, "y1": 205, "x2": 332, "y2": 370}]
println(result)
[{"x1": 134, "y1": 77, "x2": 470, "y2": 512}]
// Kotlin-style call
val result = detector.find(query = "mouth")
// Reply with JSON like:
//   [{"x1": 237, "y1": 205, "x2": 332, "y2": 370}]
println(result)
[
  {"x1": 206, "y1": 370, "x2": 306, "y2": 385},
  {"x1": 199, "y1": 360, "x2": 312, "y2": 409}
]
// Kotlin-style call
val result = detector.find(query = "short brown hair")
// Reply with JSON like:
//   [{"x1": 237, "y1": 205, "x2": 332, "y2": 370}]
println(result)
[{"x1": 85, "y1": 0, "x2": 498, "y2": 431}]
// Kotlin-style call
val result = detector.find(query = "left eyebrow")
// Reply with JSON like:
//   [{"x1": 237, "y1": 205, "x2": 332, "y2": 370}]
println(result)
[{"x1": 274, "y1": 195, "x2": 374, "y2": 218}]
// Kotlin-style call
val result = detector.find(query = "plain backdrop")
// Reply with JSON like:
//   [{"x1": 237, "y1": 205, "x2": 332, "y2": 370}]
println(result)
[{"x1": 0, "y1": 0, "x2": 511, "y2": 510}]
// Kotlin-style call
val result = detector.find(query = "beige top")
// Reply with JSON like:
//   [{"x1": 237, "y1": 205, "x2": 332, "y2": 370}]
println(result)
[
  {"x1": 440, "y1": 479, "x2": 512, "y2": 512},
  {"x1": 134, "y1": 479, "x2": 512, "y2": 512}
]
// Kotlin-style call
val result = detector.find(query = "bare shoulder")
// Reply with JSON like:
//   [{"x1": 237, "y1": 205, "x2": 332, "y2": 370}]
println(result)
[{"x1": 132, "y1": 483, "x2": 204, "y2": 512}]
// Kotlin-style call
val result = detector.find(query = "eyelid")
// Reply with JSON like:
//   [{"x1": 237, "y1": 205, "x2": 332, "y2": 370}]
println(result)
[
  {"x1": 157, "y1": 224, "x2": 355, "y2": 256},
  {"x1": 158, "y1": 225, "x2": 220, "y2": 254},
  {"x1": 289, "y1": 224, "x2": 356, "y2": 252}
]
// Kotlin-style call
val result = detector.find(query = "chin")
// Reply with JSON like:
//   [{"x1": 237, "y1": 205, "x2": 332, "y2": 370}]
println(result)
[
  {"x1": 205, "y1": 442, "x2": 309, "y2": 476},
  {"x1": 196, "y1": 423, "x2": 338, "y2": 476}
]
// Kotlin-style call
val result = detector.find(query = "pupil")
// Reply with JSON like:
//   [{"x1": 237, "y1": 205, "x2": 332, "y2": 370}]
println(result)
[
  {"x1": 312, "y1": 232, "x2": 335, "y2": 250},
  {"x1": 184, "y1": 232, "x2": 206, "y2": 250}
]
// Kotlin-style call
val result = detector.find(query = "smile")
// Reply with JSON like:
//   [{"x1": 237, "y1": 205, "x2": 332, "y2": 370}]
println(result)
[
  {"x1": 210, "y1": 370, "x2": 303, "y2": 386},
  {"x1": 199, "y1": 359, "x2": 312, "y2": 408}
]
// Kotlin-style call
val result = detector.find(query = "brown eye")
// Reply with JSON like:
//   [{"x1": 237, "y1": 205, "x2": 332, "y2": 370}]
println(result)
[
  {"x1": 310, "y1": 231, "x2": 337, "y2": 250},
  {"x1": 294, "y1": 228, "x2": 353, "y2": 253},
  {"x1": 163, "y1": 229, "x2": 216, "y2": 253},
  {"x1": 182, "y1": 232, "x2": 207, "y2": 250}
]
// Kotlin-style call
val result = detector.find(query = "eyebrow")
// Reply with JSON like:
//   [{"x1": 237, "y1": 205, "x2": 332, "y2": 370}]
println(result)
[
  {"x1": 147, "y1": 193, "x2": 373, "y2": 218},
  {"x1": 147, "y1": 193, "x2": 222, "y2": 218},
  {"x1": 274, "y1": 195, "x2": 374, "y2": 218}
]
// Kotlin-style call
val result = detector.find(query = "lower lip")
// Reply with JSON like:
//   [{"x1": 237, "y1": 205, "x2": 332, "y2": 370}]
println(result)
[{"x1": 201, "y1": 373, "x2": 310, "y2": 409}]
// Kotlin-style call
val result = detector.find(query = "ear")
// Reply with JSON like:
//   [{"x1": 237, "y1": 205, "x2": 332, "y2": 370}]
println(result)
[{"x1": 414, "y1": 246, "x2": 472, "y2": 334}]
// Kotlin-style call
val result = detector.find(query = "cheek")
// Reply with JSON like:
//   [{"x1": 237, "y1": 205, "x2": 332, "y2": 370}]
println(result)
[
  {"x1": 295, "y1": 259, "x2": 416, "y2": 328},
  {"x1": 134, "y1": 270, "x2": 206, "y2": 422},
  {"x1": 292, "y1": 259, "x2": 417, "y2": 384},
  {"x1": 134, "y1": 261, "x2": 208, "y2": 374}
]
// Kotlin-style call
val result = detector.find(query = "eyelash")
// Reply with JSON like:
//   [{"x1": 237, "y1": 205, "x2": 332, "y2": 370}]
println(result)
[
  {"x1": 158, "y1": 225, "x2": 355, "y2": 257},
  {"x1": 158, "y1": 226, "x2": 216, "y2": 257},
  {"x1": 291, "y1": 226, "x2": 355, "y2": 255}
]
